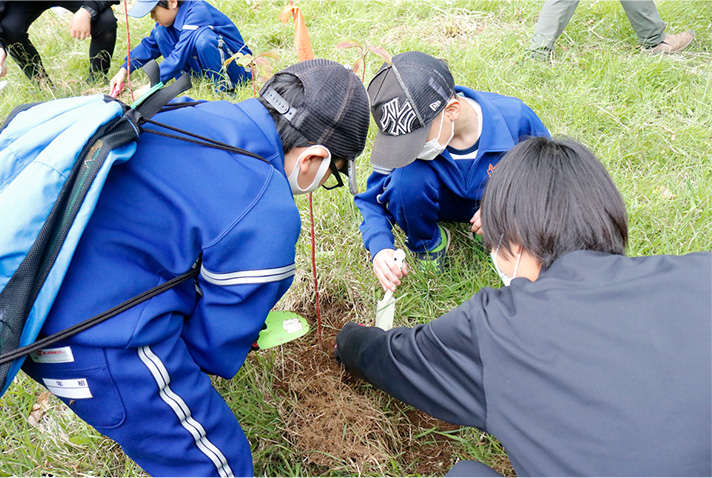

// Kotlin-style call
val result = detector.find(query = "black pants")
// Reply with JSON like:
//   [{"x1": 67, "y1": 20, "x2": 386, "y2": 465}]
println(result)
[{"x1": 0, "y1": 1, "x2": 116, "y2": 81}]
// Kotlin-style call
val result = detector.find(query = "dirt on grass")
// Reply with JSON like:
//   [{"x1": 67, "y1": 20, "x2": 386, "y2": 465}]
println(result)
[{"x1": 268, "y1": 294, "x2": 514, "y2": 477}]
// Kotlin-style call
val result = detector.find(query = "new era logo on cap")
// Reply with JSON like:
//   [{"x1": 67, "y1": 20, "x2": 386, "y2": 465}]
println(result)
[{"x1": 429, "y1": 100, "x2": 442, "y2": 111}]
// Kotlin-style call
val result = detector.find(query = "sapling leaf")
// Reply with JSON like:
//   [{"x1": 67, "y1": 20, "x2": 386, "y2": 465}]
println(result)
[
  {"x1": 224, "y1": 52, "x2": 254, "y2": 68},
  {"x1": 369, "y1": 46, "x2": 392, "y2": 63},
  {"x1": 337, "y1": 40, "x2": 363, "y2": 50},
  {"x1": 259, "y1": 51, "x2": 280, "y2": 60}
]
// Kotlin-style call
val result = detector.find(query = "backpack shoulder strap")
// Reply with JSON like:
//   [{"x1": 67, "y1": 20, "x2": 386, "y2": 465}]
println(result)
[
  {"x1": 127, "y1": 70, "x2": 193, "y2": 124},
  {"x1": 0, "y1": 258, "x2": 201, "y2": 367},
  {"x1": 142, "y1": 59, "x2": 162, "y2": 87}
]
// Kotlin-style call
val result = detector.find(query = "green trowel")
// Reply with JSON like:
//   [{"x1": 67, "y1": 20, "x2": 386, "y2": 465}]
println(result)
[{"x1": 256, "y1": 310, "x2": 310, "y2": 349}]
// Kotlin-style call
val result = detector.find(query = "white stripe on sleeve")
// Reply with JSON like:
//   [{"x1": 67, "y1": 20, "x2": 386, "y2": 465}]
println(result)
[{"x1": 200, "y1": 263, "x2": 296, "y2": 286}]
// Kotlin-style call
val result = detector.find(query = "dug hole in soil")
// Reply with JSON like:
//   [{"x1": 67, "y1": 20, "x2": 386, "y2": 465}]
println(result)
[{"x1": 260, "y1": 294, "x2": 514, "y2": 476}]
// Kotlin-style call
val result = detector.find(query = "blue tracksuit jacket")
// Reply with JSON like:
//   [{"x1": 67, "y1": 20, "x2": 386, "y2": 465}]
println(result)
[
  {"x1": 355, "y1": 86, "x2": 550, "y2": 257},
  {"x1": 40, "y1": 97, "x2": 299, "y2": 376},
  {"x1": 122, "y1": 0, "x2": 251, "y2": 84},
  {"x1": 22, "y1": 97, "x2": 299, "y2": 476}
]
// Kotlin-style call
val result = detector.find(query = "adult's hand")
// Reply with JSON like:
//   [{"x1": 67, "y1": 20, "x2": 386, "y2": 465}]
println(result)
[
  {"x1": 373, "y1": 248, "x2": 408, "y2": 292},
  {"x1": 69, "y1": 8, "x2": 92, "y2": 40},
  {"x1": 470, "y1": 209, "x2": 483, "y2": 235},
  {"x1": 0, "y1": 47, "x2": 7, "y2": 77}
]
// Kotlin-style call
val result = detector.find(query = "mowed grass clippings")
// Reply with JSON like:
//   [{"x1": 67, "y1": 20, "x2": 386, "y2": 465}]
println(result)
[{"x1": 1, "y1": 1, "x2": 710, "y2": 476}]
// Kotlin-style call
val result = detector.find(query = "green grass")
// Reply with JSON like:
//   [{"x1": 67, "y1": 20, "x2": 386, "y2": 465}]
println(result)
[{"x1": 1, "y1": 1, "x2": 711, "y2": 476}]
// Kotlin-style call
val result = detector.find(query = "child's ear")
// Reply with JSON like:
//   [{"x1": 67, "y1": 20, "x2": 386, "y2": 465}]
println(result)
[
  {"x1": 445, "y1": 97, "x2": 461, "y2": 121},
  {"x1": 299, "y1": 146, "x2": 329, "y2": 173},
  {"x1": 169, "y1": 0, "x2": 179, "y2": 10}
]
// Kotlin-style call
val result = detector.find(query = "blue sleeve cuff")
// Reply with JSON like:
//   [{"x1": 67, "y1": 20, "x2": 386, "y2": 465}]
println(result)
[{"x1": 366, "y1": 233, "x2": 395, "y2": 261}]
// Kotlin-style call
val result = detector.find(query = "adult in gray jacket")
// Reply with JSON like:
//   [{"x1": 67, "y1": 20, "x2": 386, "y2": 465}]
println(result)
[{"x1": 336, "y1": 136, "x2": 711, "y2": 477}]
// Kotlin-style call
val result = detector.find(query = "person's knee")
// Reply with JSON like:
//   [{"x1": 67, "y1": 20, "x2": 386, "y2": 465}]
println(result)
[
  {"x1": 91, "y1": 9, "x2": 118, "y2": 41},
  {"x1": 1, "y1": 25, "x2": 29, "y2": 46},
  {"x1": 194, "y1": 28, "x2": 219, "y2": 54},
  {"x1": 445, "y1": 460, "x2": 501, "y2": 477},
  {"x1": 392, "y1": 162, "x2": 440, "y2": 210}
]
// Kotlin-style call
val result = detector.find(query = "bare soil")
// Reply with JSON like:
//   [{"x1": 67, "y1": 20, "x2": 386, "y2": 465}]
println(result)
[{"x1": 268, "y1": 295, "x2": 515, "y2": 476}]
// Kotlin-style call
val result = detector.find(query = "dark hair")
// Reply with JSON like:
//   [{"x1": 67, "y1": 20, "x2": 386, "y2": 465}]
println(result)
[
  {"x1": 257, "y1": 73, "x2": 311, "y2": 155},
  {"x1": 157, "y1": 1, "x2": 185, "y2": 9},
  {"x1": 481, "y1": 136, "x2": 628, "y2": 269}
]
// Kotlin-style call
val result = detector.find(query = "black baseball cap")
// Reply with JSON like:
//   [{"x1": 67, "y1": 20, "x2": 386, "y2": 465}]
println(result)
[
  {"x1": 260, "y1": 59, "x2": 370, "y2": 194},
  {"x1": 368, "y1": 51, "x2": 455, "y2": 169}
]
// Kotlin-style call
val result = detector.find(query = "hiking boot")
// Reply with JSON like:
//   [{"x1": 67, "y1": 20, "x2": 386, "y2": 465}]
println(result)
[
  {"x1": 650, "y1": 30, "x2": 694, "y2": 54},
  {"x1": 416, "y1": 225, "x2": 451, "y2": 273}
]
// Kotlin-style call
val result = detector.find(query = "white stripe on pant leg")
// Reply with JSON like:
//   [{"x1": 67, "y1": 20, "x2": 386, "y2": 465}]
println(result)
[{"x1": 138, "y1": 346, "x2": 234, "y2": 477}]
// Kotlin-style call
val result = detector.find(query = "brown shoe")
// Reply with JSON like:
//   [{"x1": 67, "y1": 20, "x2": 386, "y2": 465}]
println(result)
[{"x1": 650, "y1": 30, "x2": 695, "y2": 54}]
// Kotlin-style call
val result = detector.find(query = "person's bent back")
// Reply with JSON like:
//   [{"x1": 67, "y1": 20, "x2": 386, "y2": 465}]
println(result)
[{"x1": 336, "y1": 136, "x2": 711, "y2": 476}]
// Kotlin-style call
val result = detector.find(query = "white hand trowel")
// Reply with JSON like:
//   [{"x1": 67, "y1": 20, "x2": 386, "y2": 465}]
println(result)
[{"x1": 375, "y1": 249, "x2": 406, "y2": 330}]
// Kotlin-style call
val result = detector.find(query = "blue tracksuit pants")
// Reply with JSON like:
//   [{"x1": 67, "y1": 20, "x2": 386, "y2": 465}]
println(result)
[
  {"x1": 154, "y1": 26, "x2": 250, "y2": 90},
  {"x1": 384, "y1": 160, "x2": 479, "y2": 253},
  {"x1": 23, "y1": 335, "x2": 252, "y2": 477}
]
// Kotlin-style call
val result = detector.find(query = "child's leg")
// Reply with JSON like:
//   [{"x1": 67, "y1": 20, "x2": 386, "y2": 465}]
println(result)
[
  {"x1": 54, "y1": 1, "x2": 116, "y2": 79},
  {"x1": 87, "y1": 5, "x2": 117, "y2": 77},
  {"x1": 384, "y1": 161, "x2": 477, "y2": 254},
  {"x1": 23, "y1": 335, "x2": 253, "y2": 477},
  {"x1": 0, "y1": 1, "x2": 51, "y2": 82},
  {"x1": 190, "y1": 27, "x2": 250, "y2": 90}
]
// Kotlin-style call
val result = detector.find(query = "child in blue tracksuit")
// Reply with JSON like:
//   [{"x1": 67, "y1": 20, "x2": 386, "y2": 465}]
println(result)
[
  {"x1": 21, "y1": 59, "x2": 370, "y2": 477},
  {"x1": 355, "y1": 51, "x2": 549, "y2": 292},
  {"x1": 109, "y1": 0, "x2": 251, "y2": 96}
]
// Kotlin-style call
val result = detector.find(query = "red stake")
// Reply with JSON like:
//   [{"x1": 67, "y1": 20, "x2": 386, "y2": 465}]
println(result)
[
  {"x1": 122, "y1": 0, "x2": 133, "y2": 98},
  {"x1": 285, "y1": 0, "x2": 322, "y2": 341},
  {"x1": 308, "y1": 192, "x2": 322, "y2": 343}
]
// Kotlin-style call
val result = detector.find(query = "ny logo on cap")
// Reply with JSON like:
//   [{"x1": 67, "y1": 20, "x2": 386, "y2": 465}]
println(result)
[{"x1": 379, "y1": 98, "x2": 417, "y2": 136}]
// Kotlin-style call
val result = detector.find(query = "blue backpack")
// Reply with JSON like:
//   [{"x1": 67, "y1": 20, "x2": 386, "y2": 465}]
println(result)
[{"x1": 0, "y1": 65, "x2": 267, "y2": 397}]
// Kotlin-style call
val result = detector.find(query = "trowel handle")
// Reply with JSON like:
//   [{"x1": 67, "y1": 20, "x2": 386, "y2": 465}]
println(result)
[
  {"x1": 110, "y1": 81, "x2": 124, "y2": 98},
  {"x1": 393, "y1": 249, "x2": 406, "y2": 269}
]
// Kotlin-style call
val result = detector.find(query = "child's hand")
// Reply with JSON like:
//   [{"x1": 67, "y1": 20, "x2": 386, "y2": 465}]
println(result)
[
  {"x1": 131, "y1": 83, "x2": 151, "y2": 101},
  {"x1": 0, "y1": 47, "x2": 7, "y2": 77},
  {"x1": 109, "y1": 68, "x2": 127, "y2": 96},
  {"x1": 69, "y1": 8, "x2": 92, "y2": 40},
  {"x1": 373, "y1": 249, "x2": 408, "y2": 292},
  {"x1": 470, "y1": 209, "x2": 483, "y2": 235}
]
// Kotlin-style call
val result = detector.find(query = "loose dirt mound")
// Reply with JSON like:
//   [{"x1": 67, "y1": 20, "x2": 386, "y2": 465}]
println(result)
[{"x1": 268, "y1": 296, "x2": 513, "y2": 476}]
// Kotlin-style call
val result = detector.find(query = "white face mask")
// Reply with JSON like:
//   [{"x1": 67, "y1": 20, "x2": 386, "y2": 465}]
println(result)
[
  {"x1": 417, "y1": 110, "x2": 454, "y2": 160},
  {"x1": 490, "y1": 245, "x2": 522, "y2": 287},
  {"x1": 288, "y1": 145, "x2": 332, "y2": 195}
]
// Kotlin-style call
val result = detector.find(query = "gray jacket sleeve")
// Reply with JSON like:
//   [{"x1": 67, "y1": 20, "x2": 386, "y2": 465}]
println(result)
[{"x1": 336, "y1": 296, "x2": 489, "y2": 430}]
